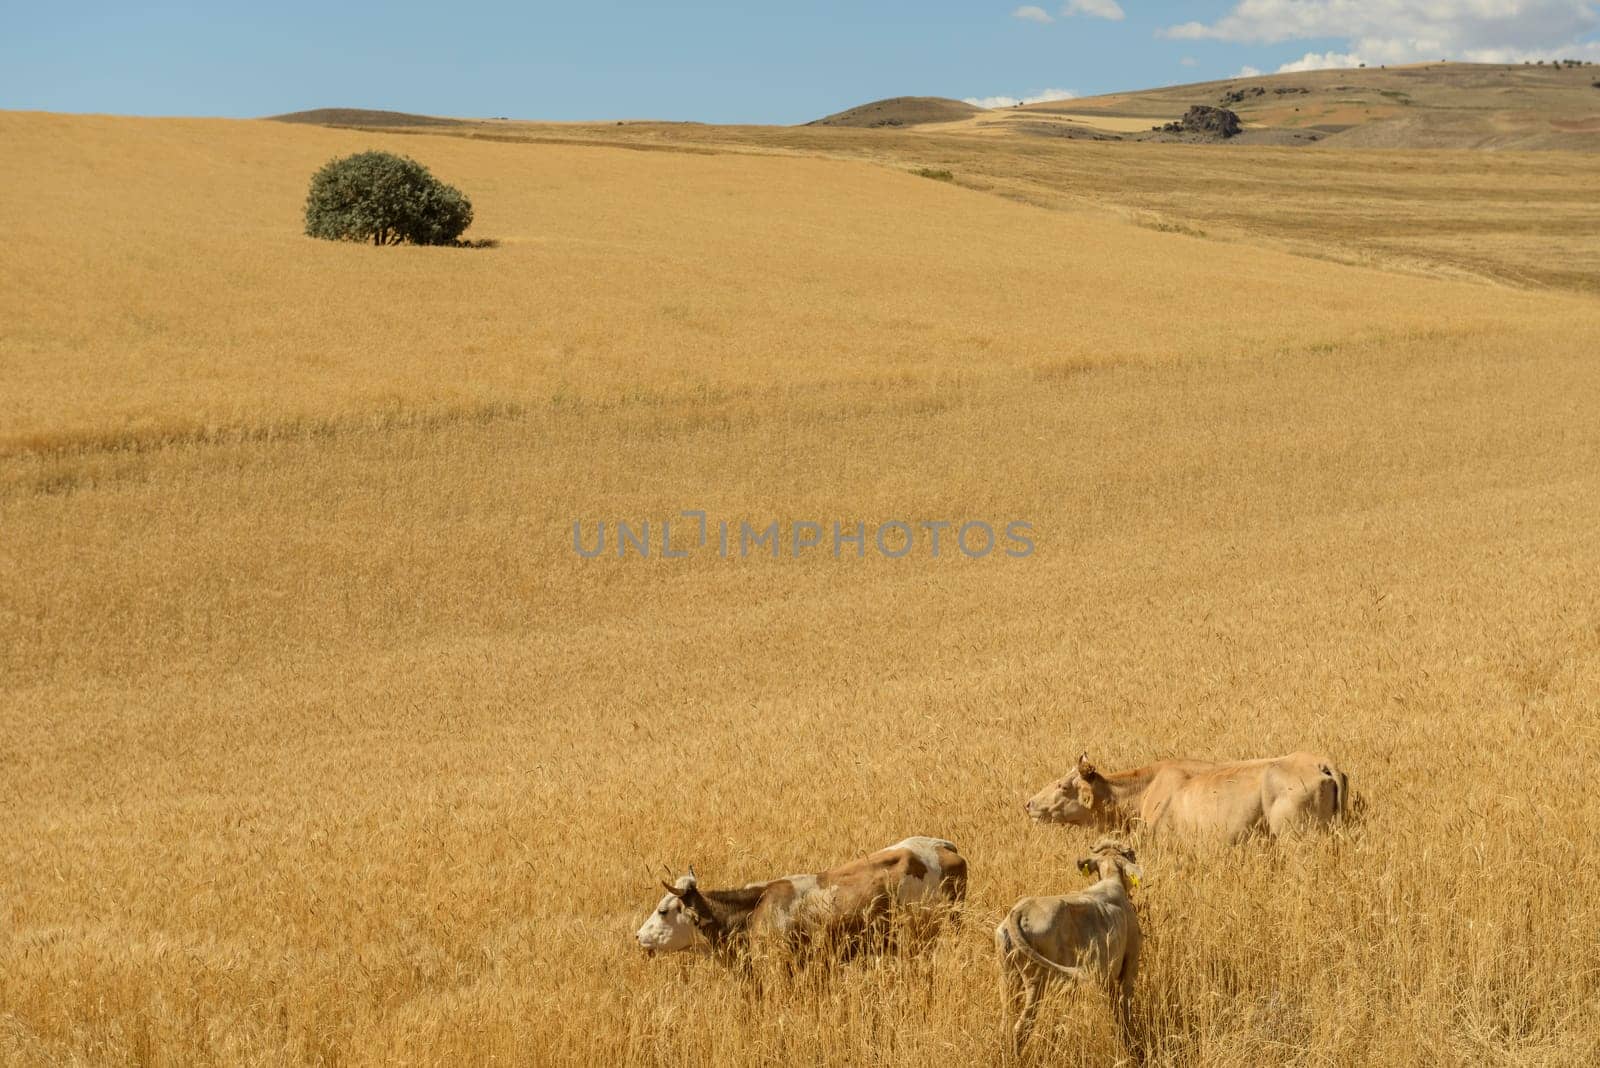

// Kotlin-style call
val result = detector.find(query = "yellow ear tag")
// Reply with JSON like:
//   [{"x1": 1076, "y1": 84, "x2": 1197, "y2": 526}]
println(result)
[{"x1": 1128, "y1": 873, "x2": 1141, "y2": 888}]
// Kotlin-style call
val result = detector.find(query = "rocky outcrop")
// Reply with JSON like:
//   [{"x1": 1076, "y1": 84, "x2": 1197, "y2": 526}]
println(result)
[{"x1": 1157, "y1": 106, "x2": 1242, "y2": 139}]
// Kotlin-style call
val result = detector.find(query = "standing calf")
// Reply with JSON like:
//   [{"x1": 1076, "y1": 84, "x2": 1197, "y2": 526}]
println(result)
[{"x1": 995, "y1": 839, "x2": 1143, "y2": 1057}]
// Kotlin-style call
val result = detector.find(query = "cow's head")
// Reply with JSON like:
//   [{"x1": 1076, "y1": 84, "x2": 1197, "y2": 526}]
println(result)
[
  {"x1": 636, "y1": 867, "x2": 716, "y2": 955},
  {"x1": 1077, "y1": 838, "x2": 1144, "y2": 891},
  {"x1": 1024, "y1": 752, "x2": 1113, "y2": 825}
]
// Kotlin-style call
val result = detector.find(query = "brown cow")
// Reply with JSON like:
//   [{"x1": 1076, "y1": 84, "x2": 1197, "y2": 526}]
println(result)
[
  {"x1": 995, "y1": 839, "x2": 1144, "y2": 1056},
  {"x1": 1025, "y1": 751, "x2": 1350, "y2": 842},
  {"x1": 635, "y1": 836, "x2": 967, "y2": 958}
]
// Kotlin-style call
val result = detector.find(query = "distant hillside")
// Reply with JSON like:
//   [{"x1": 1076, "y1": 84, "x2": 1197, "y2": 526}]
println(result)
[
  {"x1": 1017, "y1": 62, "x2": 1600, "y2": 150},
  {"x1": 268, "y1": 108, "x2": 466, "y2": 128},
  {"x1": 808, "y1": 96, "x2": 982, "y2": 129},
  {"x1": 274, "y1": 62, "x2": 1600, "y2": 149}
]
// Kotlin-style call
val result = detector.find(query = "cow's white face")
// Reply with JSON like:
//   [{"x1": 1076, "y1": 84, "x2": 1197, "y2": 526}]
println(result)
[{"x1": 636, "y1": 876, "x2": 702, "y2": 955}]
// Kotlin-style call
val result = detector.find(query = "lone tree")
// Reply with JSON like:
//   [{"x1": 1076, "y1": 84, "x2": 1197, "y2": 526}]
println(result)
[{"x1": 304, "y1": 151, "x2": 473, "y2": 246}]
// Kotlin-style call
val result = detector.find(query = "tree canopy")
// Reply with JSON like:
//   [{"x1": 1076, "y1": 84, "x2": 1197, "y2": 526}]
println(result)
[{"x1": 304, "y1": 151, "x2": 473, "y2": 246}]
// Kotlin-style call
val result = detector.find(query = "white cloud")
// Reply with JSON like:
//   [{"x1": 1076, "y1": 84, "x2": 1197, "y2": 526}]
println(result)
[
  {"x1": 1012, "y1": 5, "x2": 1054, "y2": 23},
  {"x1": 963, "y1": 88, "x2": 1080, "y2": 108},
  {"x1": 1236, "y1": 65, "x2": 1264, "y2": 78},
  {"x1": 1063, "y1": 0, "x2": 1126, "y2": 21},
  {"x1": 1180, "y1": 56, "x2": 1199, "y2": 67},
  {"x1": 1161, "y1": 1, "x2": 1600, "y2": 66},
  {"x1": 1447, "y1": 39, "x2": 1600, "y2": 63},
  {"x1": 1277, "y1": 51, "x2": 1364, "y2": 73}
]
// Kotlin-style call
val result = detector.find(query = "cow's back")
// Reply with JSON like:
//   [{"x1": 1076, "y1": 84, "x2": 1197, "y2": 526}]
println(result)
[
  {"x1": 819, "y1": 838, "x2": 962, "y2": 903},
  {"x1": 1010, "y1": 890, "x2": 1135, "y2": 973},
  {"x1": 747, "y1": 839, "x2": 965, "y2": 949},
  {"x1": 1145, "y1": 753, "x2": 1346, "y2": 840},
  {"x1": 746, "y1": 874, "x2": 823, "y2": 938}
]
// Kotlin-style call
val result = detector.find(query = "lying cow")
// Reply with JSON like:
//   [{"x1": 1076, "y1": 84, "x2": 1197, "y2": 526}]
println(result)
[
  {"x1": 636, "y1": 836, "x2": 967, "y2": 959},
  {"x1": 1025, "y1": 751, "x2": 1350, "y2": 842},
  {"x1": 995, "y1": 838, "x2": 1144, "y2": 1056}
]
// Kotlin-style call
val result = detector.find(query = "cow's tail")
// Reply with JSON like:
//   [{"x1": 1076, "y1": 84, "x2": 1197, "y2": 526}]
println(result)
[
  {"x1": 999, "y1": 910, "x2": 1083, "y2": 980},
  {"x1": 1319, "y1": 762, "x2": 1351, "y2": 823}
]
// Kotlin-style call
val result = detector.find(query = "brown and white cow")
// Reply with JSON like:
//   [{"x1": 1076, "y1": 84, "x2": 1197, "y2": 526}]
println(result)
[
  {"x1": 635, "y1": 836, "x2": 967, "y2": 958},
  {"x1": 1025, "y1": 751, "x2": 1350, "y2": 843},
  {"x1": 996, "y1": 838, "x2": 1144, "y2": 1056}
]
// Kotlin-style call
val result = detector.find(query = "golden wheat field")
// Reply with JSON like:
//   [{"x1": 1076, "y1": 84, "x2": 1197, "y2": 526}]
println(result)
[{"x1": 3, "y1": 109, "x2": 1600, "y2": 1066}]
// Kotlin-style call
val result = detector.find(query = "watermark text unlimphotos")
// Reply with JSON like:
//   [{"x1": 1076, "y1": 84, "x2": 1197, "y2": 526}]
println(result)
[{"x1": 572, "y1": 512, "x2": 1034, "y2": 561}]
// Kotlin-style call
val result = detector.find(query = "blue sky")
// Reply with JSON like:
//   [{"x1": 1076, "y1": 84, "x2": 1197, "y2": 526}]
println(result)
[{"x1": 4, "y1": 2, "x2": 1598, "y2": 123}]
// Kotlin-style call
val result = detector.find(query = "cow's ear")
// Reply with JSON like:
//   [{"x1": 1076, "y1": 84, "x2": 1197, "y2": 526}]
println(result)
[
  {"x1": 1076, "y1": 857, "x2": 1094, "y2": 875},
  {"x1": 1076, "y1": 753, "x2": 1098, "y2": 780},
  {"x1": 1123, "y1": 862, "x2": 1146, "y2": 888}
]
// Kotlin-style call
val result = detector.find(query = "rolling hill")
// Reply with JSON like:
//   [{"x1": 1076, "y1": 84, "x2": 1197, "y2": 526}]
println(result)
[
  {"x1": 269, "y1": 107, "x2": 468, "y2": 127},
  {"x1": 273, "y1": 65, "x2": 1600, "y2": 151},
  {"x1": 814, "y1": 63, "x2": 1600, "y2": 150},
  {"x1": 806, "y1": 95, "x2": 982, "y2": 128},
  {"x1": 1036, "y1": 61, "x2": 1600, "y2": 150}
]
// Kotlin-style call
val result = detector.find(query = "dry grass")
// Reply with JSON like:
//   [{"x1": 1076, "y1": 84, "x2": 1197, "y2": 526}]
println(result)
[
  {"x1": 3, "y1": 111, "x2": 1600, "y2": 1066},
  {"x1": 411, "y1": 117, "x2": 1600, "y2": 293}
]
